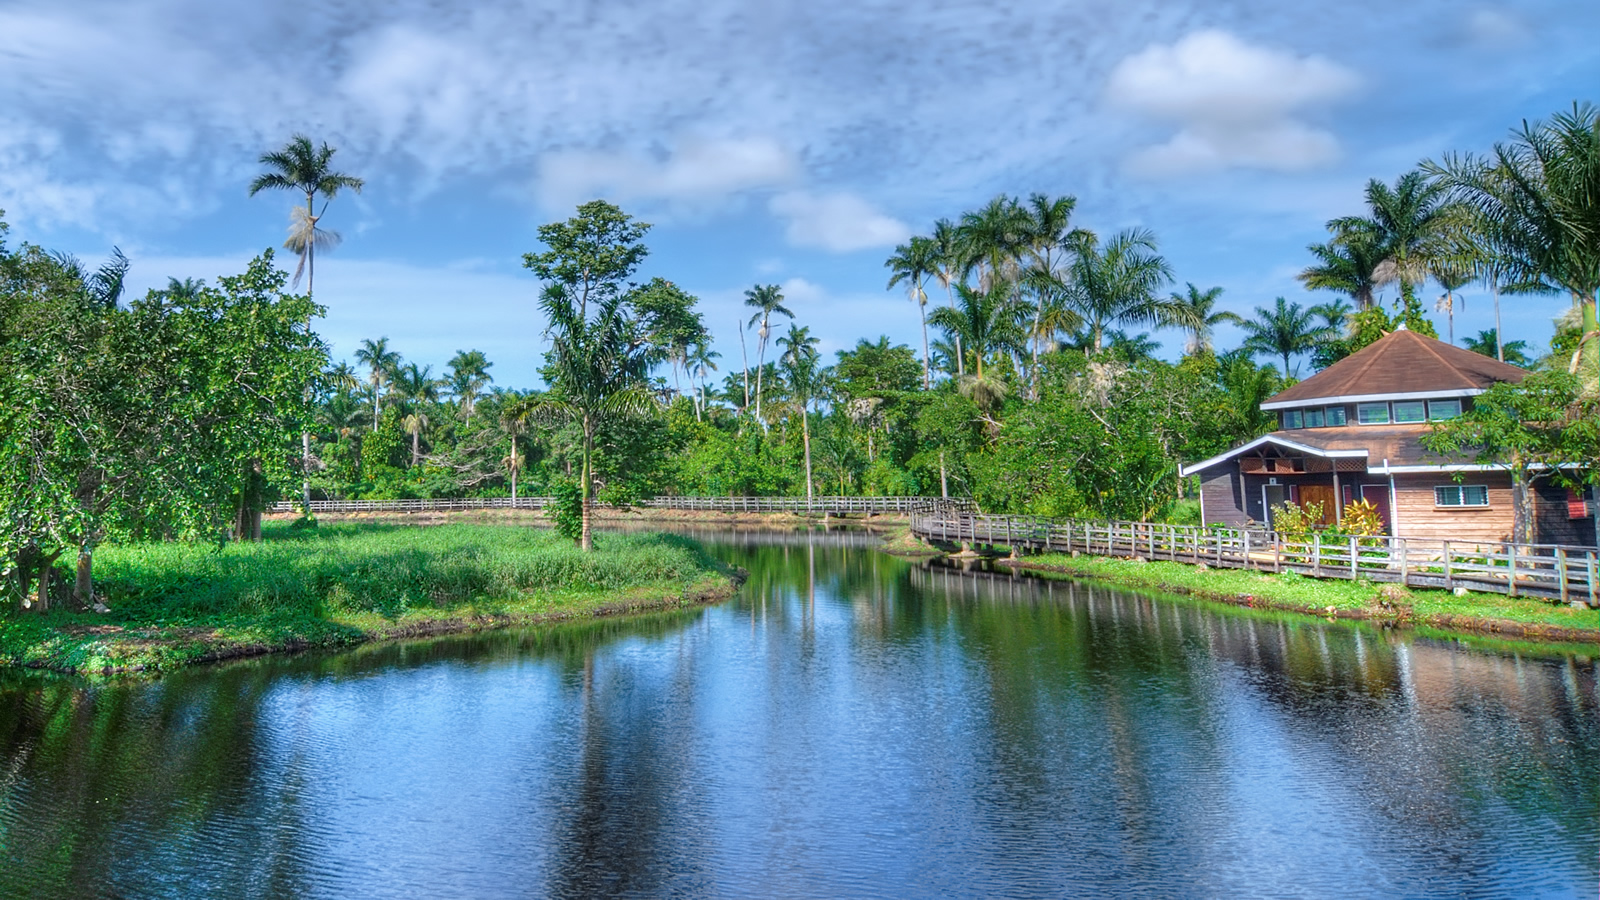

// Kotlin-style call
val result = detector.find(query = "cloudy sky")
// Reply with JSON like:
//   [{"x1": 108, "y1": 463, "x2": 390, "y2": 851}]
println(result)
[{"x1": 4, "y1": 0, "x2": 1596, "y2": 387}]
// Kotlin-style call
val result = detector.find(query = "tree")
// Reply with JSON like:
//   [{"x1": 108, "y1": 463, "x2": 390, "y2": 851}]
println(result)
[
  {"x1": 1300, "y1": 231, "x2": 1387, "y2": 311},
  {"x1": 1170, "y1": 283, "x2": 1241, "y2": 356},
  {"x1": 1463, "y1": 329, "x2": 1531, "y2": 367},
  {"x1": 392, "y1": 362, "x2": 440, "y2": 466},
  {"x1": 884, "y1": 236, "x2": 937, "y2": 388},
  {"x1": 777, "y1": 323, "x2": 822, "y2": 502},
  {"x1": 446, "y1": 350, "x2": 494, "y2": 419},
  {"x1": 1432, "y1": 264, "x2": 1473, "y2": 345},
  {"x1": 1019, "y1": 193, "x2": 1085, "y2": 398},
  {"x1": 929, "y1": 282, "x2": 1024, "y2": 421},
  {"x1": 743, "y1": 283, "x2": 793, "y2": 426},
  {"x1": 957, "y1": 194, "x2": 1031, "y2": 290},
  {"x1": 685, "y1": 343, "x2": 720, "y2": 421},
  {"x1": 248, "y1": 134, "x2": 364, "y2": 296},
  {"x1": 632, "y1": 277, "x2": 708, "y2": 394},
  {"x1": 1425, "y1": 103, "x2": 1600, "y2": 393},
  {"x1": 354, "y1": 337, "x2": 400, "y2": 431},
  {"x1": 1237, "y1": 297, "x2": 1335, "y2": 377},
  {"x1": 928, "y1": 218, "x2": 965, "y2": 376},
  {"x1": 1329, "y1": 170, "x2": 1455, "y2": 311},
  {"x1": 1059, "y1": 228, "x2": 1183, "y2": 355},
  {"x1": 523, "y1": 201, "x2": 657, "y2": 551}
]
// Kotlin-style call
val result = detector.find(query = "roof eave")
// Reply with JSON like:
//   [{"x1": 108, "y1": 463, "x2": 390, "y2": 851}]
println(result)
[{"x1": 1260, "y1": 388, "x2": 1486, "y2": 411}]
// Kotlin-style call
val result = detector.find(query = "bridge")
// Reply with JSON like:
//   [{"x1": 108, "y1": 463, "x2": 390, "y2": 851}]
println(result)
[{"x1": 270, "y1": 495, "x2": 939, "y2": 515}]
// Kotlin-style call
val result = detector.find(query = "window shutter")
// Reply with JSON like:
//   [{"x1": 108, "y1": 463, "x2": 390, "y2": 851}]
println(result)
[{"x1": 1569, "y1": 489, "x2": 1589, "y2": 520}]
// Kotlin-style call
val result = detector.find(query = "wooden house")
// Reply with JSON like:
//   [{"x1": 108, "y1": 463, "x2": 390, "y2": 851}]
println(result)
[{"x1": 1181, "y1": 328, "x2": 1597, "y2": 546}]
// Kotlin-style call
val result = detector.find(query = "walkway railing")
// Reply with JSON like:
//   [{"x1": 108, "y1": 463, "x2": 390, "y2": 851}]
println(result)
[
  {"x1": 910, "y1": 508, "x2": 1600, "y2": 606},
  {"x1": 270, "y1": 496, "x2": 944, "y2": 515}
]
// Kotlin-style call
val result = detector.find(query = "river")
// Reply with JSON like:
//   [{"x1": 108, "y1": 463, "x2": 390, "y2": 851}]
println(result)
[{"x1": 1, "y1": 528, "x2": 1596, "y2": 898}]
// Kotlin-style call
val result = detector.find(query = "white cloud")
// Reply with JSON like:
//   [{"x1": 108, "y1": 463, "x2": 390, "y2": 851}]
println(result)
[
  {"x1": 768, "y1": 191, "x2": 910, "y2": 253},
  {"x1": 535, "y1": 137, "x2": 797, "y2": 214},
  {"x1": 1106, "y1": 30, "x2": 1359, "y2": 177},
  {"x1": 1461, "y1": 8, "x2": 1532, "y2": 48}
]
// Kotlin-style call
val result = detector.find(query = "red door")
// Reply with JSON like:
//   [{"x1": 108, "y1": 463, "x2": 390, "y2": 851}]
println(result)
[{"x1": 1360, "y1": 484, "x2": 1391, "y2": 533}]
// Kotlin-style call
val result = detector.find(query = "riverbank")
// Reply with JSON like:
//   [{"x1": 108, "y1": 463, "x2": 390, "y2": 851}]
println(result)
[
  {"x1": 270, "y1": 506, "x2": 909, "y2": 528},
  {"x1": 1001, "y1": 553, "x2": 1600, "y2": 645},
  {"x1": 0, "y1": 523, "x2": 742, "y2": 675}
]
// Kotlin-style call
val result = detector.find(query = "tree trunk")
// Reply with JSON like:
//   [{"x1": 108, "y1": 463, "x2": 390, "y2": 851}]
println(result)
[
  {"x1": 302, "y1": 427, "x2": 313, "y2": 513},
  {"x1": 802, "y1": 404, "x2": 813, "y2": 503},
  {"x1": 412, "y1": 429, "x2": 420, "y2": 467},
  {"x1": 1578, "y1": 295, "x2": 1598, "y2": 397},
  {"x1": 919, "y1": 293, "x2": 931, "y2": 390},
  {"x1": 940, "y1": 452, "x2": 949, "y2": 499},
  {"x1": 1511, "y1": 460, "x2": 1534, "y2": 547},
  {"x1": 739, "y1": 323, "x2": 751, "y2": 416},
  {"x1": 34, "y1": 550, "x2": 61, "y2": 613},
  {"x1": 74, "y1": 546, "x2": 94, "y2": 608},
  {"x1": 580, "y1": 419, "x2": 594, "y2": 552},
  {"x1": 510, "y1": 435, "x2": 518, "y2": 503}
]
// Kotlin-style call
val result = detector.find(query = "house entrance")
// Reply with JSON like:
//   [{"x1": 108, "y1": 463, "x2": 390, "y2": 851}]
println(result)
[
  {"x1": 1360, "y1": 484, "x2": 1392, "y2": 533},
  {"x1": 1262, "y1": 484, "x2": 1288, "y2": 528},
  {"x1": 1299, "y1": 483, "x2": 1338, "y2": 526}
]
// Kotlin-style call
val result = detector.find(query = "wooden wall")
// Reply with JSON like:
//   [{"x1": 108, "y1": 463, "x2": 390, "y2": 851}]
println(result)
[
  {"x1": 1199, "y1": 466, "x2": 1248, "y2": 528},
  {"x1": 1391, "y1": 473, "x2": 1516, "y2": 543},
  {"x1": 1534, "y1": 480, "x2": 1598, "y2": 547}
]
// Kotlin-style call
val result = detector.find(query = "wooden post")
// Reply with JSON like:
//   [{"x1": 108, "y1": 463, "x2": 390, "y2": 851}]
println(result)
[
  {"x1": 1443, "y1": 541, "x2": 1453, "y2": 592},
  {"x1": 1243, "y1": 530, "x2": 1252, "y2": 570},
  {"x1": 1349, "y1": 536, "x2": 1358, "y2": 579},
  {"x1": 1312, "y1": 533, "x2": 1321, "y2": 577},
  {"x1": 1507, "y1": 546, "x2": 1518, "y2": 598},
  {"x1": 1588, "y1": 551, "x2": 1597, "y2": 608},
  {"x1": 1399, "y1": 538, "x2": 1409, "y2": 587},
  {"x1": 1556, "y1": 547, "x2": 1569, "y2": 604}
]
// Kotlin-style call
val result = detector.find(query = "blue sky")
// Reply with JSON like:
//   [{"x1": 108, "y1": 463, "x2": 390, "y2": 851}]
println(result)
[{"x1": 4, "y1": 0, "x2": 1597, "y2": 388}]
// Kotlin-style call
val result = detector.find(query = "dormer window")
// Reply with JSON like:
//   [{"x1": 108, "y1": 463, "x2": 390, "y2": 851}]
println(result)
[
  {"x1": 1357, "y1": 402, "x2": 1390, "y2": 425},
  {"x1": 1325, "y1": 406, "x2": 1347, "y2": 426},
  {"x1": 1392, "y1": 400, "x2": 1427, "y2": 423},
  {"x1": 1303, "y1": 408, "x2": 1325, "y2": 428},
  {"x1": 1428, "y1": 399, "x2": 1462, "y2": 420},
  {"x1": 1282, "y1": 409, "x2": 1303, "y2": 429}
]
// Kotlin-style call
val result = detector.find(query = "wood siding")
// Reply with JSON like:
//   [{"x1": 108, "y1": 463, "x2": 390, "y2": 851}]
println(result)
[
  {"x1": 1200, "y1": 466, "x2": 1248, "y2": 528},
  {"x1": 1390, "y1": 473, "x2": 1515, "y2": 543},
  {"x1": 1535, "y1": 481, "x2": 1598, "y2": 547}
]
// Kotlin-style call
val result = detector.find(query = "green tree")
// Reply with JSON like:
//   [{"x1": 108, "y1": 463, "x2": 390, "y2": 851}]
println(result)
[
  {"x1": 884, "y1": 236, "x2": 937, "y2": 388},
  {"x1": 1300, "y1": 231, "x2": 1387, "y2": 311},
  {"x1": 446, "y1": 350, "x2": 494, "y2": 418},
  {"x1": 1463, "y1": 329, "x2": 1531, "y2": 367},
  {"x1": 523, "y1": 201, "x2": 657, "y2": 550},
  {"x1": 354, "y1": 337, "x2": 400, "y2": 431},
  {"x1": 1329, "y1": 170, "x2": 1455, "y2": 312},
  {"x1": 1237, "y1": 297, "x2": 1336, "y2": 376},
  {"x1": 743, "y1": 283, "x2": 793, "y2": 425},
  {"x1": 1170, "y1": 283, "x2": 1241, "y2": 356},
  {"x1": 247, "y1": 134, "x2": 364, "y2": 296},
  {"x1": 777, "y1": 323, "x2": 823, "y2": 502},
  {"x1": 1059, "y1": 228, "x2": 1183, "y2": 355}
]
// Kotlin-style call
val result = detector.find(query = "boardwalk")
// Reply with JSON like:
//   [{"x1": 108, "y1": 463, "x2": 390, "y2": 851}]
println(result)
[
  {"x1": 270, "y1": 495, "x2": 939, "y2": 515},
  {"x1": 910, "y1": 507, "x2": 1600, "y2": 607}
]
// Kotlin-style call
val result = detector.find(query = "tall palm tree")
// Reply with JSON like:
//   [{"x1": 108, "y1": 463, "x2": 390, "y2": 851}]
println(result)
[
  {"x1": 743, "y1": 284, "x2": 793, "y2": 425},
  {"x1": 1238, "y1": 297, "x2": 1336, "y2": 376},
  {"x1": 928, "y1": 282, "x2": 1024, "y2": 419},
  {"x1": 1309, "y1": 299, "x2": 1354, "y2": 334},
  {"x1": 1170, "y1": 283, "x2": 1242, "y2": 355},
  {"x1": 957, "y1": 195, "x2": 1030, "y2": 290},
  {"x1": 446, "y1": 349, "x2": 494, "y2": 418},
  {"x1": 686, "y1": 342, "x2": 721, "y2": 421},
  {"x1": 1329, "y1": 170, "x2": 1454, "y2": 309},
  {"x1": 929, "y1": 218, "x2": 965, "y2": 376},
  {"x1": 1463, "y1": 329, "x2": 1531, "y2": 366},
  {"x1": 777, "y1": 323, "x2": 822, "y2": 502},
  {"x1": 1060, "y1": 228, "x2": 1183, "y2": 355},
  {"x1": 1432, "y1": 265, "x2": 1472, "y2": 345},
  {"x1": 353, "y1": 337, "x2": 400, "y2": 430},
  {"x1": 1425, "y1": 102, "x2": 1600, "y2": 389},
  {"x1": 392, "y1": 362, "x2": 440, "y2": 466},
  {"x1": 1020, "y1": 192, "x2": 1084, "y2": 396},
  {"x1": 248, "y1": 135, "x2": 364, "y2": 296},
  {"x1": 1299, "y1": 231, "x2": 1388, "y2": 310},
  {"x1": 884, "y1": 236, "x2": 937, "y2": 389}
]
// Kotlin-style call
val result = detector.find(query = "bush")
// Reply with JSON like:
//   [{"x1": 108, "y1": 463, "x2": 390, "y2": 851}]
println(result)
[{"x1": 548, "y1": 480, "x2": 584, "y2": 542}]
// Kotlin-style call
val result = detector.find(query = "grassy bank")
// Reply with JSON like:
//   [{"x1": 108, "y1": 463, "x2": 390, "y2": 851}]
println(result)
[
  {"x1": 1003, "y1": 553, "x2": 1600, "y2": 644},
  {"x1": 0, "y1": 523, "x2": 740, "y2": 674}
]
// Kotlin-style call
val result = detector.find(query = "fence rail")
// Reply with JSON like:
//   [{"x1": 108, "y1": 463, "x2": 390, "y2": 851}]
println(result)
[
  {"x1": 270, "y1": 496, "x2": 943, "y2": 515},
  {"x1": 910, "y1": 509, "x2": 1600, "y2": 607}
]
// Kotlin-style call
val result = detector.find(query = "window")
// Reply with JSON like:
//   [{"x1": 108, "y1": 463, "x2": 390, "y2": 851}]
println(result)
[
  {"x1": 1392, "y1": 400, "x2": 1427, "y2": 423},
  {"x1": 1281, "y1": 409, "x2": 1303, "y2": 429},
  {"x1": 1325, "y1": 406, "x2": 1347, "y2": 426},
  {"x1": 1357, "y1": 402, "x2": 1389, "y2": 425},
  {"x1": 1303, "y1": 408, "x2": 1324, "y2": 428},
  {"x1": 1435, "y1": 484, "x2": 1489, "y2": 507},
  {"x1": 1428, "y1": 399, "x2": 1462, "y2": 420}
]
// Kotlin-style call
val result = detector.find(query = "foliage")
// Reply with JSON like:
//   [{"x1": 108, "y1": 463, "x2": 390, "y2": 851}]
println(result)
[
  {"x1": 1269, "y1": 501, "x2": 1323, "y2": 539},
  {"x1": 1338, "y1": 499, "x2": 1386, "y2": 538},
  {"x1": 548, "y1": 481, "x2": 584, "y2": 542}
]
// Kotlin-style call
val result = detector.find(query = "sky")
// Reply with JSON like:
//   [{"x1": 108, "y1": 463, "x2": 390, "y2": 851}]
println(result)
[{"x1": 4, "y1": 0, "x2": 1598, "y2": 388}]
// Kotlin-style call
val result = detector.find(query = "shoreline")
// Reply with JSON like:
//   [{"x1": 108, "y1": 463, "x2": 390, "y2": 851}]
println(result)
[
  {"x1": 997, "y1": 554, "x2": 1600, "y2": 647},
  {"x1": 269, "y1": 507, "x2": 910, "y2": 528}
]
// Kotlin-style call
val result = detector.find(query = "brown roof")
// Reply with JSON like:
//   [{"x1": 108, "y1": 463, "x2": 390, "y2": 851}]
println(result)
[{"x1": 1265, "y1": 328, "x2": 1526, "y2": 407}]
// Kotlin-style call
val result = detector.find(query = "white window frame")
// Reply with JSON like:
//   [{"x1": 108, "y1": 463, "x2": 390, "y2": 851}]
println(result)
[
  {"x1": 1392, "y1": 400, "x2": 1427, "y2": 424},
  {"x1": 1281, "y1": 409, "x2": 1303, "y2": 429},
  {"x1": 1325, "y1": 406, "x2": 1347, "y2": 426},
  {"x1": 1435, "y1": 484, "x2": 1490, "y2": 507},
  {"x1": 1357, "y1": 402, "x2": 1389, "y2": 425},
  {"x1": 1303, "y1": 407, "x2": 1325, "y2": 428},
  {"x1": 1428, "y1": 398, "x2": 1462, "y2": 421}
]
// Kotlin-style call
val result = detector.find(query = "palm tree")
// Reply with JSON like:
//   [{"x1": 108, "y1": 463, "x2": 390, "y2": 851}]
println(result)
[
  {"x1": 744, "y1": 284, "x2": 793, "y2": 425},
  {"x1": 777, "y1": 323, "x2": 822, "y2": 502},
  {"x1": 353, "y1": 337, "x2": 400, "y2": 430},
  {"x1": 1463, "y1": 329, "x2": 1531, "y2": 366},
  {"x1": 248, "y1": 134, "x2": 364, "y2": 296},
  {"x1": 446, "y1": 349, "x2": 494, "y2": 418},
  {"x1": 391, "y1": 362, "x2": 440, "y2": 466},
  {"x1": 928, "y1": 282, "x2": 1024, "y2": 419},
  {"x1": 1299, "y1": 231, "x2": 1388, "y2": 310},
  {"x1": 1060, "y1": 228, "x2": 1183, "y2": 354},
  {"x1": 1020, "y1": 192, "x2": 1084, "y2": 396},
  {"x1": 929, "y1": 218, "x2": 965, "y2": 376},
  {"x1": 1329, "y1": 170, "x2": 1454, "y2": 310},
  {"x1": 957, "y1": 195, "x2": 1030, "y2": 290},
  {"x1": 1432, "y1": 265, "x2": 1472, "y2": 345},
  {"x1": 1238, "y1": 297, "x2": 1336, "y2": 376},
  {"x1": 1425, "y1": 102, "x2": 1600, "y2": 389},
  {"x1": 1170, "y1": 283, "x2": 1242, "y2": 355},
  {"x1": 534, "y1": 286, "x2": 655, "y2": 551},
  {"x1": 686, "y1": 342, "x2": 721, "y2": 421},
  {"x1": 884, "y1": 236, "x2": 937, "y2": 388}
]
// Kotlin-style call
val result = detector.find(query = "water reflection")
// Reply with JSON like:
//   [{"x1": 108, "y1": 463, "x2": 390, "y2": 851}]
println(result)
[{"x1": 0, "y1": 529, "x2": 1595, "y2": 898}]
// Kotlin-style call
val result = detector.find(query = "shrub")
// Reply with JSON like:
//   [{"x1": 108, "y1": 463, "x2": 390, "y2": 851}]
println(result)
[{"x1": 548, "y1": 480, "x2": 584, "y2": 543}]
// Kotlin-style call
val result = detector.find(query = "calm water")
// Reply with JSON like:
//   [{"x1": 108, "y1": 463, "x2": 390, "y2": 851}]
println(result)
[{"x1": 2, "y1": 528, "x2": 1597, "y2": 899}]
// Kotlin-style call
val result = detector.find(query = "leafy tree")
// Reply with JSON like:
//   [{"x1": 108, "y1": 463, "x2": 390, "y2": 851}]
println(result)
[
  {"x1": 929, "y1": 282, "x2": 1023, "y2": 420},
  {"x1": 446, "y1": 350, "x2": 494, "y2": 418},
  {"x1": 1300, "y1": 231, "x2": 1387, "y2": 311},
  {"x1": 632, "y1": 277, "x2": 708, "y2": 394},
  {"x1": 777, "y1": 323, "x2": 823, "y2": 501},
  {"x1": 1059, "y1": 228, "x2": 1183, "y2": 355},
  {"x1": 354, "y1": 337, "x2": 400, "y2": 431},
  {"x1": 1329, "y1": 170, "x2": 1456, "y2": 312},
  {"x1": 523, "y1": 201, "x2": 657, "y2": 550},
  {"x1": 1170, "y1": 283, "x2": 1241, "y2": 356},
  {"x1": 884, "y1": 236, "x2": 937, "y2": 388},
  {"x1": 1463, "y1": 329, "x2": 1531, "y2": 367}
]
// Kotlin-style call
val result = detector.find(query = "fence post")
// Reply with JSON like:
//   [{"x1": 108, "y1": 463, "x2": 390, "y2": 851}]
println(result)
[
  {"x1": 1507, "y1": 546, "x2": 1518, "y2": 598},
  {"x1": 1557, "y1": 547, "x2": 1569, "y2": 604},
  {"x1": 1399, "y1": 538, "x2": 1409, "y2": 587},
  {"x1": 1349, "y1": 536, "x2": 1358, "y2": 579},
  {"x1": 1588, "y1": 551, "x2": 1597, "y2": 608},
  {"x1": 1243, "y1": 530, "x2": 1252, "y2": 570},
  {"x1": 1443, "y1": 541, "x2": 1453, "y2": 592},
  {"x1": 1312, "y1": 533, "x2": 1321, "y2": 576}
]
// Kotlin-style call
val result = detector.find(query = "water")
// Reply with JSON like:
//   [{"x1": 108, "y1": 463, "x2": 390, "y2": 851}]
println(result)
[{"x1": 1, "y1": 529, "x2": 1596, "y2": 898}]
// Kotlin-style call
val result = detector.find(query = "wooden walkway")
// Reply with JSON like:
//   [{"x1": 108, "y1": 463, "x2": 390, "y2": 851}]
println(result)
[
  {"x1": 910, "y1": 508, "x2": 1600, "y2": 607},
  {"x1": 271, "y1": 495, "x2": 943, "y2": 516}
]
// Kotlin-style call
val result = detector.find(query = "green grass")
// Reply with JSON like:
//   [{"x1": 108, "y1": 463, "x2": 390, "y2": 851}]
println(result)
[
  {"x1": 0, "y1": 522, "x2": 739, "y2": 674},
  {"x1": 1010, "y1": 553, "x2": 1600, "y2": 640}
]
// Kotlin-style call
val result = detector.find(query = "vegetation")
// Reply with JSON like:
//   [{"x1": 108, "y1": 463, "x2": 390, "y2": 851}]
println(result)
[{"x1": 0, "y1": 521, "x2": 736, "y2": 673}]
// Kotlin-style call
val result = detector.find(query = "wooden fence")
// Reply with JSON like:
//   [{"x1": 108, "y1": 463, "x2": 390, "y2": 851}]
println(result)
[
  {"x1": 910, "y1": 507, "x2": 1600, "y2": 607},
  {"x1": 270, "y1": 495, "x2": 942, "y2": 515}
]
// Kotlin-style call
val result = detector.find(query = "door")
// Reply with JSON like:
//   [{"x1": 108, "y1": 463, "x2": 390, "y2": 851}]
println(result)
[
  {"x1": 1262, "y1": 484, "x2": 1288, "y2": 528},
  {"x1": 1360, "y1": 484, "x2": 1391, "y2": 533},
  {"x1": 1299, "y1": 483, "x2": 1337, "y2": 526}
]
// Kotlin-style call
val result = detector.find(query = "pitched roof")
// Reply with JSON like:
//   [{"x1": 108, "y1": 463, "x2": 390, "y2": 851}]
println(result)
[
  {"x1": 1181, "y1": 424, "x2": 1472, "y2": 475},
  {"x1": 1262, "y1": 328, "x2": 1526, "y2": 409}
]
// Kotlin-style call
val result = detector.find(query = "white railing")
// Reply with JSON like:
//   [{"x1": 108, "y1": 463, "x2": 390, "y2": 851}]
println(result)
[
  {"x1": 270, "y1": 495, "x2": 944, "y2": 515},
  {"x1": 910, "y1": 509, "x2": 1600, "y2": 606}
]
